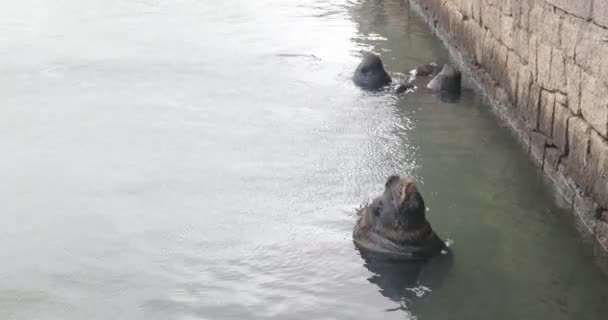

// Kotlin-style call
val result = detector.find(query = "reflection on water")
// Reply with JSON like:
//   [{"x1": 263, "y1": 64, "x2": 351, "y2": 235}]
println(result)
[
  {"x1": 1, "y1": 0, "x2": 608, "y2": 319},
  {"x1": 357, "y1": 244, "x2": 454, "y2": 308}
]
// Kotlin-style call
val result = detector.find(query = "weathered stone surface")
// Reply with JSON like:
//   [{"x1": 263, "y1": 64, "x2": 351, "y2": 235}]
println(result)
[
  {"x1": 539, "y1": 5, "x2": 562, "y2": 47},
  {"x1": 530, "y1": 131, "x2": 547, "y2": 166},
  {"x1": 544, "y1": 0, "x2": 592, "y2": 19},
  {"x1": 518, "y1": 0, "x2": 530, "y2": 30},
  {"x1": 537, "y1": 41, "x2": 552, "y2": 87},
  {"x1": 566, "y1": 61, "x2": 582, "y2": 115},
  {"x1": 539, "y1": 90, "x2": 556, "y2": 137},
  {"x1": 501, "y1": 15, "x2": 514, "y2": 47},
  {"x1": 528, "y1": 3, "x2": 543, "y2": 35},
  {"x1": 556, "y1": 92, "x2": 568, "y2": 107},
  {"x1": 567, "y1": 116, "x2": 592, "y2": 191},
  {"x1": 544, "y1": 146, "x2": 562, "y2": 173},
  {"x1": 528, "y1": 34, "x2": 538, "y2": 81},
  {"x1": 517, "y1": 67, "x2": 533, "y2": 111},
  {"x1": 549, "y1": 49, "x2": 566, "y2": 90},
  {"x1": 589, "y1": 131, "x2": 608, "y2": 207},
  {"x1": 471, "y1": 0, "x2": 482, "y2": 22},
  {"x1": 592, "y1": 0, "x2": 608, "y2": 29},
  {"x1": 560, "y1": 14, "x2": 583, "y2": 60},
  {"x1": 524, "y1": 83, "x2": 542, "y2": 130},
  {"x1": 475, "y1": 27, "x2": 487, "y2": 66},
  {"x1": 575, "y1": 23, "x2": 608, "y2": 79},
  {"x1": 596, "y1": 220, "x2": 608, "y2": 248},
  {"x1": 462, "y1": 20, "x2": 480, "y2": 63},
  {"x1": 501, "y1": 0, "x2": 513, "y2": 16},
  {"x1": 480, "y1": 31, "x2": 496, "y2": 68},
  {"x1": 484, "y1": 4, "x2": 502, "y2": 41},
  {"x1": 493, "y1": 43, "x2": 509, "y2": 88},
  {"x1": 506, "y1": 51, "x2": 522, "y2": 103},
  {"x1": 553, "y1": 103, "x2": 574, "y2": 153},
  {"x1": 580, "y1": 72, "x2": 608, "y2": 137},
  {"x1": 458, "y1": 0, "x2": 474, "y2": 19},
  {"x1": 512, "y1": 26, "x2": 528, "y2": 62}
]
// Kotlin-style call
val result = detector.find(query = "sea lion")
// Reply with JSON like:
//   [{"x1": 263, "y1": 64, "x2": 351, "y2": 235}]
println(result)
[
  {"x1": 411, "y1": 63, "x2": 440, "y2": 77},
  {"x1": 353, "y1": 53, "x2": 392, "y2": 90},
  {"x1": 353, "y1": 175, "x2": 445, "y2": 260},
  {"x1": 426, "y1": 64, "x2": 462, "y2": 101}
]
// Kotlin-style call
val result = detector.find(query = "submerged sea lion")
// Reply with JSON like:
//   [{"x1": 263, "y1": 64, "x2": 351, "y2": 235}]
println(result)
[
  {"x1": 353, "y1": 53, "x2": 392, "y2": 90},
  {"x1": 426, "y1": 64, "x2": 462, "y2": 102},
  {"x1": 353, "y1": 175, "x2": 445, "y2": 260},
  {"x1": 411, "y1": 63, "x2": 440, "y2": 77}
]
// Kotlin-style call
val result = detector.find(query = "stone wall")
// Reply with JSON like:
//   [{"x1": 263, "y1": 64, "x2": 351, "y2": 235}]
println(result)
[{"x1": 407, "y1": 0, "x2": 608, "y2": 251}]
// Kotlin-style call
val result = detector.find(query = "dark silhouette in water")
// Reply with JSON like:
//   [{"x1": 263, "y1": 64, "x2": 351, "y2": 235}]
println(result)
[
  {"x1": 353, "y1": 175, "x2": 453, "y2": 310},
  {"x1": 353, "y1": 53, "x2": 392, "y2": 90},
  {"x1": 412, "y1": 62, "x2": 440, "y2": 77},
  {"x1": 427, "y1": 64, "x2": 462, "y2": 103},
  {"x1": 353, "y1": 175, "x2": 446, "y2": 259}
]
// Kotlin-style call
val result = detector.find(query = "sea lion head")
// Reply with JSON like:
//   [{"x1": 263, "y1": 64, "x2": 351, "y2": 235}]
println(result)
[
  {"x1": 354, "y1": 175, "x2": 445, "y2": 259},
  {"x1": 353, "y1": 53, "x2": 392, "y2": 90}
]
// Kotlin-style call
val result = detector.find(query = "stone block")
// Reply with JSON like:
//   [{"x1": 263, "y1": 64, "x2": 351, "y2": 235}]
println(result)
[
  {"x1": 544, "y1": 146, "x2": 562, "y2": 174},
  {"x1": 567, "y1": 116, "x2": 592, "y2": 191},
  {"x1": 575, "y1": 23, "x2": 608, "y2": 79},
  {"x1": 475, "y1": 28, "x2": 488, "y2": 65},
  {"x1": 560, "y1": 14, "x2": 583, "y2": 60},
  {"x1": 596, "y1": 221, "x2": 608, "y2": 249},
  {"x1": 480, "y1": 31, "x2": 494, "y2": 67},
  {"x1": 519, "y1": 0, "x2": 531, "y2": 30},
  {"x1": 537, "y1": 41, "x2": 552, "y2": 88},
  {"x1": 589, "y1": 130, "x2": 608, "y2": 207},
  {"x1": 463, "y1": 20, "x2": 480, "y2": 62},
  {"x1": 528, "y1": 34, "x2": 538, "y2": 81},
  {"x1": 549, "y1": 49, "x2": 566, "y2": 91},
  {"x1": 517, "y1": 67, "x2": 533, "y2": 110},
  {"x1": 472, "y1": 0, "x2": 482, "y2": 22},
  {"x1": 539, "y1": 6, "x2": 562, "y2": 47},
  {"x1": 513, "y1": 26, "x2": 529, "y2": 62},
  {"x1": 553, "y1": 103, "x2": 574, "y2": 153},
  {"x1": 528, "y1": 3, "x2": 543, "y2": 34},
  {"x1": 580, "y1": 72, "x2": 608, "y2": 137},
  {"x1": 593, "y1": 0, "x2": 608, "y2": 29},
  {"x1": 544, "y1": 0, "x2": 592, "y2": 19},
  {"x1": 501, "y1": 0, "x2": 513, "y2": 16},
  {"x1": 566, "y1": 61, "x2": 582, "y2": 115},
  {"x1": 457, "y1": 0, "x2": 473, "y2": 18},
  {"x1": 448, "y1": 7, "x2": 465, "y2": 43},
  {"x1": 510, "y1": 0, "x2": 521, "y2": 22},
  {"x1": 493, "y1": 43, "x2": 509, "y2": 88},
  {"x1": 530, "y1": 131, "x2": 547, "y2": 166},
  {"x1": 506, "y1": 51, "x2": 522, "y2": 103},
  {"x1": 484, "y1": 4, "x2": 502, "y2": 41},
  {"x1": 539, "y1": 90, "x2": 556, "y2": 137},
  {"x1": 501, "y1": 15, "x2": 514, "y2": 47},
  {"x1": 556, "y1": 92, "x2": 568, "y2": 107},
  {"x1": 524, "y1": 83, "x2": 542, "y2": 130}
]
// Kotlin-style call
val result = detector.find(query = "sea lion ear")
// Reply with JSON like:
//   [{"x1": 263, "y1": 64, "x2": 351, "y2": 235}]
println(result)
[{"x1": 385, "y1": 175, "x2": 400, "y2": 189}]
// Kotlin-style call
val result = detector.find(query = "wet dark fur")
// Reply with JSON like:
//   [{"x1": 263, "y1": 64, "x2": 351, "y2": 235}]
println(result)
[
  {"x1": 353, "y1": 53, "x2": 392, "y2": 90},
  {"x1": 427, "y1": 64, "x2": 462, "y2": 102},
  {"x1": 353, "y1": 175, "x2": 445, "y2": 260}
]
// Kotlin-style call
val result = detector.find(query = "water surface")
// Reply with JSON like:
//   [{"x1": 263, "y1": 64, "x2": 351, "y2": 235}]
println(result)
[{"x1": 1, "y1": 0, "x2": 607, "y2": 319}]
